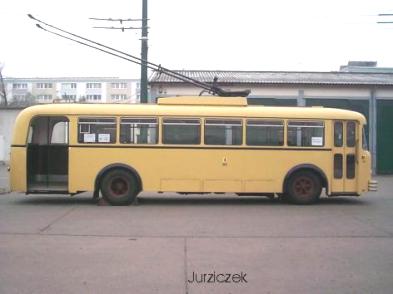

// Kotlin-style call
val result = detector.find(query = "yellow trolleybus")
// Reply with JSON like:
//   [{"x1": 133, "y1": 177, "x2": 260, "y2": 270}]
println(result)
[{"x1": 9, "y1": 96, "x2": 377, "y2": 205}]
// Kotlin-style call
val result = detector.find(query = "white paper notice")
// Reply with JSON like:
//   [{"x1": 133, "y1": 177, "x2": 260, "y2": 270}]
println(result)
[
  {"x1": 84, "y1": 133, "x2": 96, "y2": 143},
  {"x1": 311, "y1": 137, "x2": 323, "y2": 146},
  {"x1": 98, "y1": 134, "x2": 110, "y2": 143}
]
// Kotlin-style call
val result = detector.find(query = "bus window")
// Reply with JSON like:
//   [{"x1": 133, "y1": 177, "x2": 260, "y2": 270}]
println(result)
[
  {"x1": 287, "y1": 121, "x2": 324, "y2": 147},
  {"x1": 162, "y1": 118, "x2": 200, "y2": 145},
  {"x1": 347, "y1": 121, "x2": 356, "y2": 147},
  {"x1": 120, "y1": 118, "x2": 158, "y2": 144},
  {"x1": 346, "y1": 154, "x2": 356, "y2": 179},
  {"x1": 334, "y1": 154, "x2": 343, "y2": 178},
  {"x1": 246, "y1": 120, "x2": 283, "y2": 146},
  {"x1": 51, "y1": 121, "x2": 69, "y2": 144},
  {"x1": 362, "y1": 125, "x2": 368, "y2": 150},
  {"x1": 334, "y1": 121, "x2": 343, "y2": 147},
  {"x1": 78, "y1": 117, "x2": 116, "y2": 143},
  {"x1": 204, "y1": 119, "x2": 242, "y2": 145}
]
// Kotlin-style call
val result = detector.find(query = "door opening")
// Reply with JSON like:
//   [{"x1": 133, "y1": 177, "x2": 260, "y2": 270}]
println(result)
[{"x1": 27, "y1": 116, "x2": 69, "y2": 192}]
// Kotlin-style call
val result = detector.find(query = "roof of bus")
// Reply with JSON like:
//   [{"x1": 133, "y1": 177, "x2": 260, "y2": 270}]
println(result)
[{"x1": 16, "y1": 96, "x2": 367, "y2": 123}]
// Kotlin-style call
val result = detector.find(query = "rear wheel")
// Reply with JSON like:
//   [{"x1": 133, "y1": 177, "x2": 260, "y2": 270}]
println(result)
[
  {"x1": 286, "y1": 171, "x2": 321, "y2": 204},
  {"x1": 100, "y1": 169, "x2": 139, "y2": 205}
]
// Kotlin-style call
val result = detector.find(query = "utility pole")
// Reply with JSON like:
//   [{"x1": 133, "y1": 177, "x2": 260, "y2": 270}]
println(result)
[
  {"x1": 90, "y1": 0, "x2": 149, "y2": 103},
  {"x1": 140, "y1": 0, "x2": 148, "y2": 103}
]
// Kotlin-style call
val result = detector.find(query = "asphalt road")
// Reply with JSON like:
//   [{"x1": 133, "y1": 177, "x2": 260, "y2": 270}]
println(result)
[{"x1": 0, "y1": 165, "x2": 393, "y2": 294}]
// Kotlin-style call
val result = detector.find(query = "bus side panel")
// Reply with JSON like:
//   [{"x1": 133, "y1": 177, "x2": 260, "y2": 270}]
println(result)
[
  {"x1": 68, "y1": 147, "x2": 333, "y2": 194},
  {"x1": 68, "y1": 147, "x2": 165, "y2": 193},
  {"x1": 241, "y1": 149, "x2": 332, "y2": 193},
  {"x1": 10, "y1": 147, "x2": 27, "y2": 192},
  {"x1": 358, "y1": 150, "x2": 372, "y2": 194}
]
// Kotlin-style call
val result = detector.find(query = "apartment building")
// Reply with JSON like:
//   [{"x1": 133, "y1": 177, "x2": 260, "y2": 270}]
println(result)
[{"x1": 4, "y1": 77, "x2": 141, "y2": 105}]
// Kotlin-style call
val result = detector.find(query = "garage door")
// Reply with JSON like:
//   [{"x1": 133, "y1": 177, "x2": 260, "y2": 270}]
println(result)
[{"x1": 377, "y1": 100, "x2": 393, "y2": 174}]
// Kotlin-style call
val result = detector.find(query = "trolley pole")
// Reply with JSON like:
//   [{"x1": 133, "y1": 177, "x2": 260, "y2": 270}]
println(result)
[{"x1": 140, "y1": 0, "x2": 148, "y2": 103}]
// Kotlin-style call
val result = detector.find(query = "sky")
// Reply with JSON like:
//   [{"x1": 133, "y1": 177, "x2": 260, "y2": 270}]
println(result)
[{"x1": 1, "y1": 0, "x2": 393, "y2": 79}]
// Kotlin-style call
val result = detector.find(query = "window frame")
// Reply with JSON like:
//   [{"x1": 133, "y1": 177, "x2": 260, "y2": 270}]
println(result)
[
  {"x1": 346, "y1": 121, "x2": 356, "y2": 148},
  {"x1": 77, "y1": 117, "x2": 117, "y2": 144},
  {"x1": 287, "y1": 120, "x2": 325, "y2": 147},
  {"x1": 204, "y1": 118, "x2": 243, "y2": 146},
  {"x1": 246, "y1": 119, "x2": 284, "y2": 147},
  {"x1": 162, "y1": 117, "x2": 201, "y2": 145},
  {"x1": 120, "y1": 117, "x2": 159, "y2": 144}
]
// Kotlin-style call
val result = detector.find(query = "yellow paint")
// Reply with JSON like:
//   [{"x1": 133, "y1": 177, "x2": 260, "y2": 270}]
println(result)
[
  {"x1": 9, "y1": 96, "x2": 373, "y2": 196},
  {"x1": 9, "y1": 147, "x2": 26, "y2": 192}
]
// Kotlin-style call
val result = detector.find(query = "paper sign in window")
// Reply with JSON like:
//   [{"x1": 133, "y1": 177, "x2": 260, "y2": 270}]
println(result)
[
  {"x1": 311, "y1": 137, "x2": 323, "y2": 146},
  {"x1": 84, "y1": 133, "x2": 96, "y2": 143},
  {"x1": 98, "y1": 133, "x2": 110, "y2": 143}
]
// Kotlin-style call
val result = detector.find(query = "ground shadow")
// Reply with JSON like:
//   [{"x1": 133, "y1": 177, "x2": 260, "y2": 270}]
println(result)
[
  {"x1": 10, "y1": 192, "x2": 369, "y2": 207},
  {"x1": 13, "y1": 193, "x2": 98, "y2": 206}
]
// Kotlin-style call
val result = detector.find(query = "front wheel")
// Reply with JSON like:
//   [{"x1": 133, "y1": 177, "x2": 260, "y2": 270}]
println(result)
[
  {"x1": 286, "y1": 171, "x2": 321, "y2": 204},
  {"x1": 100, "y1": 169, "x2": 139, "y2": 205}
]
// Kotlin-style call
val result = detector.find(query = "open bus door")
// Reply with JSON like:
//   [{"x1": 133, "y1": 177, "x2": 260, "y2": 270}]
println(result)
[{"x1": 27, "y1": 116, "x2": 69, "y2": 193}]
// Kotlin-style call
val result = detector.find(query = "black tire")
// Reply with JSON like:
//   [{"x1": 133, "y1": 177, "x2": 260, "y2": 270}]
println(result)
[
  {"x1": 100, "y1": 169, "x2": 139, "y2": 206},
  {"x1": 286, "y1": 171, "x2": 321, "y2": 204}
]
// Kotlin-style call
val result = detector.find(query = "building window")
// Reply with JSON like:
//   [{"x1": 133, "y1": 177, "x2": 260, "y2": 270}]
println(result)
[
  {"x1": 120, "y1": 118, "x2": 158, "y2": 144},
  {"x1": 12, "y1": 95, "x2": 26, "y2": 100},
  {"x1": 246, "y1": 120, "x2": 284, "y2": 146},
  {"x1": 163, "y1": 118, "x2": 200, "y2": 145},
  {"x1": 86, "y1": 95, "x2": 102, "y2": 101},
  {"x1": 36, "y1": 83, "x2": 53, "y2": 89},
  {"x1": 78, "y1": 117, "x2": 116, "y2": 143},
  {"x1": 111, "y1": 94, "x2": 127, "y2": 100},
  {"x1": 111, "y1": 82, "x2": 127, "y2": 89},
  {"x1": 205, "y1": 119, "x2": 242, "y2": 145},
  {"x1": 86, "y1": 83, "x2": 101, "y2": 89},
  {"x1": 62, "y1": 94, "x2": 77, "y2": 100},
  {"x1": 62, "y1": 83, "x2": 77, "y2": 89},
  {"x1": 12, "y1": 83, "x2": 27, "y2": 89},
  {"x1": 37, "y1": 95, "x2": 53, "y2": 101},
  {"x1": 287, "y1": 121, "x2": 324, "y2": 147}
]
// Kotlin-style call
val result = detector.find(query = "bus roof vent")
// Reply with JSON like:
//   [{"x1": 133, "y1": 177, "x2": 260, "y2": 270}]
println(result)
[{"x1": 157, "y1": 96, "x2": 248, "y2": 106}]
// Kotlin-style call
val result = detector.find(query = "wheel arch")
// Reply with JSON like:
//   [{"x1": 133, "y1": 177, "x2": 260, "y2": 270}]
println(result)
[
  {"x1": 283, "y1": 164, "x2": 328, "y2": 194},
  {"x1": 94, "y1": 163, "x2": 143, "y2": 197}
]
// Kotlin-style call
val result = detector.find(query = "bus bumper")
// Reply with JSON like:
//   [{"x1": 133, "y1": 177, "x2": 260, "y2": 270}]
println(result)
[{"x1": 368, "y1": 180, "x2": 378, "y2": 192}]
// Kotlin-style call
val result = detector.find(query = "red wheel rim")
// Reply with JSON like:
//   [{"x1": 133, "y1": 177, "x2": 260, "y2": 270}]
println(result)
[
  {"x1": 109, "y1": 177, "x2": 129, "y2": 197},
  {"x1": 292, "y1": 176, "x2": 315, "y2": 198}
]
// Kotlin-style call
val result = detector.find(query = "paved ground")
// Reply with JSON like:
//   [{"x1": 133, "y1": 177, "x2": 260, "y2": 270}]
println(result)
[{"x1": 0, "y1": 164, "x2": 393, "y2": 293}]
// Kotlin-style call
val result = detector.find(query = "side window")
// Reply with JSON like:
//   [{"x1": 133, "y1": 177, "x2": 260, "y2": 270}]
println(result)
[
  {"x1": 287, "y1": 121, "x2": 324, "y2": 147},
  {"x1": 347, "y1": 121, "x2": 356, "y2": 147},
  {"x1": 120, "y1": 118, "x2": 158, "y2": 144},
  {"x1": 246, "y1": 120, "x2": 283, "y2": 146},
  {"x1": 347, "y1": 154, "x2": 356, "y2": 179},
  {"x1": 162, "y1": 118, "x2": 200, "y2": 145},
  {"x1": 334, "y1": 154, "x2": 343, "y2": 179},
  {"x1": 78, "y1": 117, "x2": 116, "y2": 143},
  {"x1": 51, "y1": 121, "x2": 69, "y2": 144},
  {"x1": 334, "y1": 121, "x2": 343, "y2": 147},
  {"x1": 204, "y1": 119, "x2": 242, "y2": 145},
  {"x1": 362, "y1": 125, "x2": 368, "y2": 150}
]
